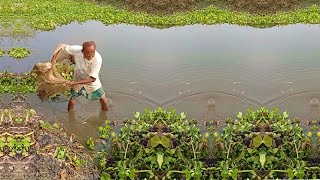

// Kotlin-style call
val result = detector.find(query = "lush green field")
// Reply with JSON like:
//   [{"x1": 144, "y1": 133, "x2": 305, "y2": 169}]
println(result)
[{"x1": 1, "y1": 0, "x2": 320, "y2": 31}]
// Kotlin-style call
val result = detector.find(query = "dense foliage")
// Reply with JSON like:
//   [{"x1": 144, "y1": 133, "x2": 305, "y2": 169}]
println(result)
[
  {"x1": 212, "y1": 107, "x2": 310, "y2": 179},
  {"x1": 87, "y1": 107, "x2": 320, "y2": 179},
  {"x1": 95, "y1": 108, "x2": 208, "y2": 179},
  {"x1": 1, "y1": 0, "x2": 320, "y2": 31}
]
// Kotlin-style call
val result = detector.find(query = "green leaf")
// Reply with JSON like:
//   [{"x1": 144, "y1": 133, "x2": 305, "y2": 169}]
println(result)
[
  {"x1": 232, "y1": 168, "x2": 238, "y2": 180},
  {"x1": 253, "y1": 135, "x2": 262, "y2": 147},
  {"x1": 134, "y1": 112, "x2": 140, "y2": 119},
  {"x1": 283, "y1": 111, "x2": 289, "y2": 119},
  {"x1": 100, "y1": 172, "x2": 111, "y2": 180},
  {"x1": 247, "y1": 148, "x2": 254, "y2": 154},
  {"x1": 157, "y1": 152, "x2": 164, "y2": 168},
  {"x1": 180, "y1": 112, "x2": 186, "y2": 120},
  {"x1": 259, "y1": 153, "x2": 266, "y2": 168},
  {"x1": 160, "y1": 136, "x2": 170, "y2": 148},
  {"x1": 129, "y1": 168, "x2": 136, "y2": 180},
  {"x1": 185, "y1": 170, "x2": 191, "y2": 180},
  {"x1": 237, "y1": 112, "x2": 243, "y2": 119},
  {"x1": 263, "y1": 135, "x2": 273, "y2": 147},
  {"x1": 150, "y1": 135, "x2": 161, "y2": 148},
  {"x1": 145, "y1": 148, "x2": 153, "y2": 154},
  {"x1": 288, "y1": 168, "x2": 294, "y2": 179}
]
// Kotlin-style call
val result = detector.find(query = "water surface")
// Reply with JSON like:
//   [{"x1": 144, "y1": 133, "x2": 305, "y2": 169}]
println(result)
[{"x1": 2, "y1": 22, "x2": 320, "y2": 142}]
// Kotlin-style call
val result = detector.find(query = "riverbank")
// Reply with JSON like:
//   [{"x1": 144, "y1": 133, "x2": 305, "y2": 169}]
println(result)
[{"x1": 2, "y1": 0, "x2": 320, "y2": 31}]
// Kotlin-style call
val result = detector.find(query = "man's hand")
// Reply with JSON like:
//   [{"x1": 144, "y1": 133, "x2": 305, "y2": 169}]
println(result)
[
  {"x1": 51, "y1": 51, "x2": 58, "y2": 64},
  {"x1": 51, "y1": 58, "x2": 56, "y2": 65}
]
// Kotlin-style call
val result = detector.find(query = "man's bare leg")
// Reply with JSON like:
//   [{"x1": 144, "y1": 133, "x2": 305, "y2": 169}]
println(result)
[
  {"x1": 68, "y1": 98, "x2": 77, "y2": 111},
  {"x1": 99, "y1": 94, "x2": 109, "y2": 111}
]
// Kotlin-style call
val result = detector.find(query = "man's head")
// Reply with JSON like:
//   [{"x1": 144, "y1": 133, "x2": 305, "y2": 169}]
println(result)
[{"x1": 82, "y1": 41, "x2": 96, "y2": 61}]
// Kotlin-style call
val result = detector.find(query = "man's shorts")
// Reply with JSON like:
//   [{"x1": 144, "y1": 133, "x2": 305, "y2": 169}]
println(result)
[{"x1": 70, "y1": 86, "x2": 105, "y2": 101}]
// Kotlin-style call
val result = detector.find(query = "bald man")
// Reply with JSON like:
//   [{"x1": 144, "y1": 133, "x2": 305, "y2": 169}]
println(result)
[{"x1": 51, "y1": 41, "x2": 108, "y2": 111}]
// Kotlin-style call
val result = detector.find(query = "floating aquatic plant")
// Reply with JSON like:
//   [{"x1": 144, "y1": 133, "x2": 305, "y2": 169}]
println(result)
[
  {"x1": 1, "y1": 0, "x2": 320, "y2": 32},
  {"x1": 0, "y1": 48, "x2": 4, "y2": 57},
  {"x1": 88, "y1": 107, "x2": 320, "y2": 179},
  {"x1": 91, "y1": 108, "x2": 209, "y2": 179},
  {"x1": 8, "y1": 47, "x2": 31, "y2": 59}
]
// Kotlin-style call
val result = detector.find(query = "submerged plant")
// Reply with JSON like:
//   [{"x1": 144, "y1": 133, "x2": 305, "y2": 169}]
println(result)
[{"x1": 8, "y1": 47, "x2": 31, "y2": 59}]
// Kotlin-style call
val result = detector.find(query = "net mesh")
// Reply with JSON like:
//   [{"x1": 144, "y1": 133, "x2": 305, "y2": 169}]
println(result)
[{"x1": 32, "y1": 61, "x2": 70, "y2": 100}]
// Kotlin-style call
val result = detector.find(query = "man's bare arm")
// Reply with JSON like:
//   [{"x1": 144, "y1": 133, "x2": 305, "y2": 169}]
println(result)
[
  {"x1": 68, "y1": 77, "x2": 96, "y2": 86},
  {"x1": 51, "y1": 44, "x2": 68, "y2": 64}
]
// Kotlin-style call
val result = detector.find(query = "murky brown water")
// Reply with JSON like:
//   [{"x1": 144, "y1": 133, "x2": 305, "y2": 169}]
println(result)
[{"x1": 2, "y1": 21, "x2": 320, "y2": 143}]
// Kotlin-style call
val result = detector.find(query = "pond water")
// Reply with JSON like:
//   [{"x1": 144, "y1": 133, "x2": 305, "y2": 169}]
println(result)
[{"x1": 2, "y1": 21, "x2": 320, "y2": 143}]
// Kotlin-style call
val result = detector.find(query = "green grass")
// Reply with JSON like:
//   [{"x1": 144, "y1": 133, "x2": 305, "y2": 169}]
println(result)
[{"x1": 1, "y1": 0, "x2": 320, "y2": 31}]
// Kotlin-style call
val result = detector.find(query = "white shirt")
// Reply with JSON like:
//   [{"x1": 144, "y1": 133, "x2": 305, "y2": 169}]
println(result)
[{"x1": 64, "y1": 45, "x2": 102, "y2": 93}]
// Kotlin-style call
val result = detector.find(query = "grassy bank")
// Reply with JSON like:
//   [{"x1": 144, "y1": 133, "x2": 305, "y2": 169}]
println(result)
[{"x1": 1, "y1": 0, "x2": 320, "y2": 31}]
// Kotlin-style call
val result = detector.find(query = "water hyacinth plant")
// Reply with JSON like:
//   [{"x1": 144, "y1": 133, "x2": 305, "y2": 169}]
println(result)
[
  {"x1": 87, "y1": 107, "x2": 320, "y2": 179},
  {"x1": 91, "y1": 107, "x2": 209, "y2": 179},
  {"x1": 8, "y1": 47, "x2": 31, "y2": 59},
  {"x1": 1, "y1": 0, "x2": 320, "y2": 31},
  {"x1": 210, "y1": 107, "x2": 311, "y2": 179},
  {"x1": 0, "y1": 48, "x2": 4, "y2": 57}
]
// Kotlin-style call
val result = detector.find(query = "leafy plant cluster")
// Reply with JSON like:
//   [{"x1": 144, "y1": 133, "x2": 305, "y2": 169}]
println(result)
[
  {"x1": 1, "y1": 0, "x2": 320, "y2": 31},
  {"x1": 0, "y1": 47, "x2": 31, "y2": 59},
  {"x1": 210, "y1": 107, "x2": 311, "y2": 179},
  {"x1": 88, "y1": 107, "x2": 320, "y2": 179},
  {"x1": 0, "y1": 71, "x2": 36, "y2": 93},
  {"x1": 304, "y1": 119, "x2": 320, "y2": 178},
  {"x1": 8, "y1": 47, "x2": 31, "y2": 59},
  {"x1": 0, "y1": 132, "x2": 35, "y2": 157},
  {"x1": 91, "y1": 107, "x2": 208, "y2": 180},
  {"x1": 0, "y1": 48, "x2": 4, "y2": 57}
]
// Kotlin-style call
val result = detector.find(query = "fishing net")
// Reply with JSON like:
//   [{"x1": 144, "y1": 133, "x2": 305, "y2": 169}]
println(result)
[{"x1": 32, "y1": 48, "x2": 74, "y2": 100}]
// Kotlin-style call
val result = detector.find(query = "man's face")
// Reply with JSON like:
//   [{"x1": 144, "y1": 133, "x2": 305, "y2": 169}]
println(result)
[{"x1": 82, "y1": 45, "x2": 95, "y2": 61}]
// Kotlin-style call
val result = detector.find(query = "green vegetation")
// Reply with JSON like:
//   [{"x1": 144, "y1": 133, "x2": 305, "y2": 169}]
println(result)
[
  {"x1": 1, "y1": 0, "x2": 320, "y2": 31},
  {"x1": 212, "y1": 107, "x2": 312, "y2": 179},
  {"x1": 8, "y1": 47, "x2": 31, "y2": 59},
  {"x1": 0, "y1": 20, "x2": 35, "y2": 38},
  {"x1": 87, "y1": 107, "x2": 320, "y2": 179},
  {"x1": 0, "y1": 100, "x2": 99, "y2": 179},
  {"x1": 93, "y1": 108, "x2": 208, "y2": 179},
  {"x1": 0, "y1": 48, "x2": 4, "y2": 57},
  {"x1": 0, "y1": 71, "x2": 36, "y2": 93},
  {"x1": 0, "y1": 62, "x2": 74, "y2": 99}
]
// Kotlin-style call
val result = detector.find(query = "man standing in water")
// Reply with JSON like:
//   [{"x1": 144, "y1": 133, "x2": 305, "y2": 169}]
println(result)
[{"x1": 51, "y1": 41, "x2": 109, "y2": 111}]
